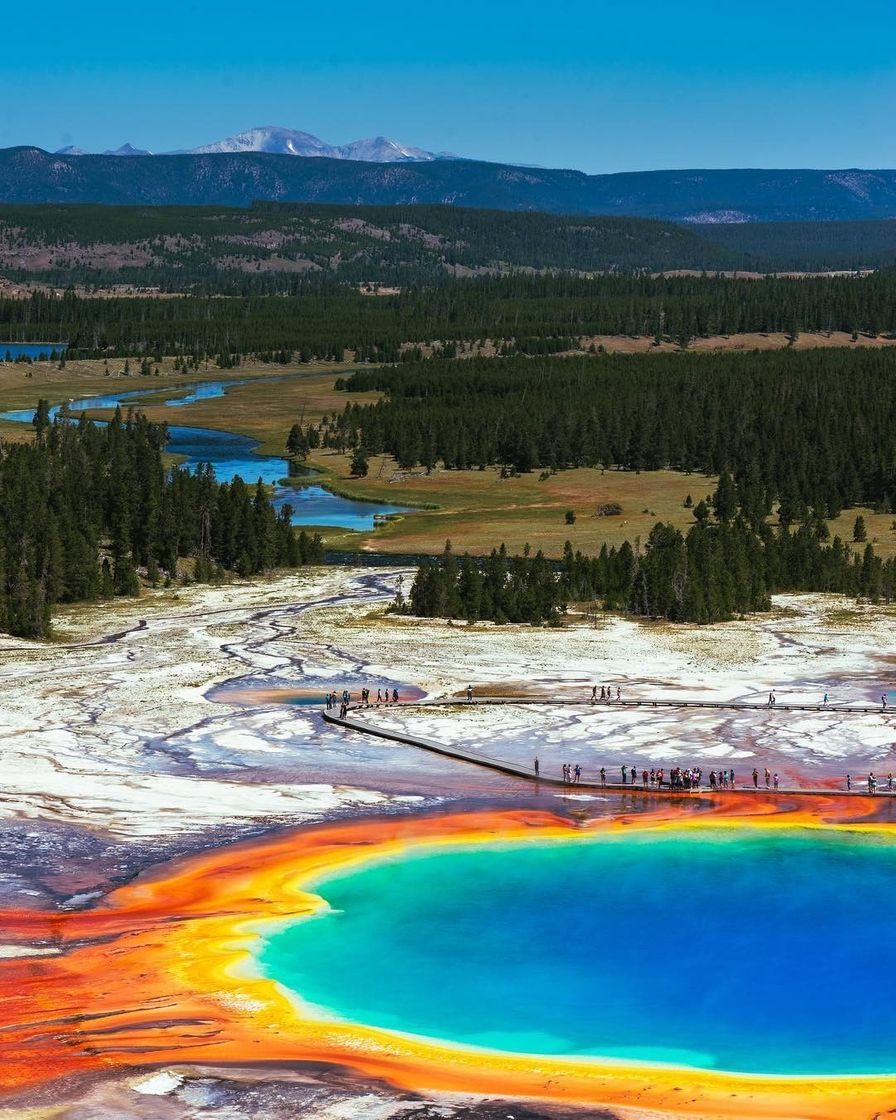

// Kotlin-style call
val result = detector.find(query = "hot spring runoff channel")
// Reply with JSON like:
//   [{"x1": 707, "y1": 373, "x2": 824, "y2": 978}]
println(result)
[
  {"x1": 260, "y1": 827, "x2": 896, "y2": 1075},
  {"x1": 0, "y1": 380, "x2": 411, "y2": 531}
]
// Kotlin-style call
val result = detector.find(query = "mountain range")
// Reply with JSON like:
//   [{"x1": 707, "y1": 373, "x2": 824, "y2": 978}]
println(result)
[
  {"x1": 54, "y1": 126, "x2": 447, "y2": 163},
  {"x1": 3, "y1": 145, "x2": 896, "y2": 221}
]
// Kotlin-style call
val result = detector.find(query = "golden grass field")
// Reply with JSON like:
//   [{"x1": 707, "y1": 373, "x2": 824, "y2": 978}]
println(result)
[{"x1": 2, "y1": 354, "x2": 895, "y2": 561}]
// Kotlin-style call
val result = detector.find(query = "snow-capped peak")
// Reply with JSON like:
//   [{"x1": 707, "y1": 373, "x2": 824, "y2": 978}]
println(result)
[
  {"x1": 185, "y1": 126, "x2": 443, "y2": 162},
  {"x1": 336, "y1": 136, "x2": 436, "y2": 162},
  {"x1": 186, "y1": 127, "x2": 333, "y2": 157}
]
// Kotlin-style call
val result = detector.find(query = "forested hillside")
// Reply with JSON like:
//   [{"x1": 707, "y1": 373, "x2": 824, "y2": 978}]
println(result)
[
  {"x1": 1, "y1": 205, "x2": 895, "y2": 293},
  {"x1": 0, "y1": 408, "x2": 321, "y2": 637},
  {"x1": 706, "y1": 220, "x2": 896, "y2": 271},
  {"x1": 0, "y1": 203, "x2": 742, "y2": 289},
  {"x1": 338, "y1": 349, "x2": 896, "y2": 515},
  {"x1": 3, "y1": 148, "x2": 896, "y2": 221},
  {"x1": 3, "y1": 271, "x2": 896, "y2": 361}
]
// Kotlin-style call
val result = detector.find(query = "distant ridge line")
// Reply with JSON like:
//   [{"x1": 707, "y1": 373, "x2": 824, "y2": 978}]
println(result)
[{"x1": 3, "y1": 147, "x2": 896, "y2": 220}]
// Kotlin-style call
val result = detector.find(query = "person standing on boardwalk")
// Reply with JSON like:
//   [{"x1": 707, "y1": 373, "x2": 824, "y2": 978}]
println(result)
[
  {"x1": 882, "y1": 695, "x2": 888, "y2": 710},
  {"x1": 599, "y1": 766, "x2": 606, "y2": 785},
  {"x1": 466, "y1": 684, "x2": 473, "y2": 703},
  {"x1": 752, "y1": 767, "x2": 759, "y2": 788},
  {"x1": 764, "y1": 767, "x2": 771, "y2": 788},
  {"x1": 575, "y1": 764, "x2": 582, "y2": 784},
  {"x1": 823, "y1": 693, "x2": 829, "y2": 706},
  {"x1": 590, "y1": 685, "x2": 597, "y2": 702},
  {"x1": 616, "y1": 687, "x2": 621, "y2": 701},
  {"x1": 621, "y1": 764, "x2": 627, "y2": 784},
  {"x1": 773, "y1": 773, "x2": 779, "y2": 790},
  {"x1": 847, "y1": 773, "x2": 851, "y2": 791},
  {"x1": 534, "y1": 757, "x2": 539, "y2": 778}
]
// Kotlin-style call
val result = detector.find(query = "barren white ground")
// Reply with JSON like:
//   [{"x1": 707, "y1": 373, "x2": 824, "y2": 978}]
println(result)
[
  {"x1": 308, "y1": 592, "x2": 896, "y2": 785},
  {"x1": 0, "y1": 571, "x2": 893, "y2": 843}
]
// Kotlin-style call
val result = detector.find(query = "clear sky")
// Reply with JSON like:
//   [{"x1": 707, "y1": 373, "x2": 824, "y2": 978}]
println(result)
[{"x1": 3, "y1": 0, "x2": 894, "y2": 172}]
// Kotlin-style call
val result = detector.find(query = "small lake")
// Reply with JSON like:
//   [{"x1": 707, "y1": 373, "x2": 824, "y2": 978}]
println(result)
[
  {"x1": 0, "y1": 378, "x2": 412, "y2": 532},
  {"x1": 0, "y1": 343, "x2": 68, "y2": 360}
]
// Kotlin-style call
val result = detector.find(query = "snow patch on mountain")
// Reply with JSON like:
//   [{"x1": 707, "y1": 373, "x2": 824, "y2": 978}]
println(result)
[
  {"x1": 824, "y1": 172, "x2": 875, "y2": 200},
  {"x1": 185, "y1": 126, "x2": 443, "y2": 162},
  {"x1": 187, "y1": 127, "x2": 332, "y2": 157},
  {"x1": 681, "y1": 210, "x2": 755, "y2": 224}
]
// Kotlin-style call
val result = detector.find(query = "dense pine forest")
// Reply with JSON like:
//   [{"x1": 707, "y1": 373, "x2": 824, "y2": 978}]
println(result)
[
  {"x1": 337, "y1": 349, "x2": 896, "y2": 515},
  {"x1": 0, "y1": 408, "x2": 322, "y2": 638},
  {"x1": 402, "y1": 486, "x2": 893, "y2": 626},
  {"x1": 3, "y1": 270, "x2": 896, "y2": 362},
  {"x1": 706, "y1": 220, "x2": 896, "y2": 272}
]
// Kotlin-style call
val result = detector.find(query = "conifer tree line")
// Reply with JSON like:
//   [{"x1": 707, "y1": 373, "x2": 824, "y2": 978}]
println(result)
[
  {"x1": 0, "y1": 406, "x2": 322, "y2": 638},
  {"x1": 401, "y1": 485, "x2": 894, "y2": 627},
  {"x1": 3, "y1": 269, "x2": 896, "y2": 362},
  {"x1": 338, "y1": 349, "x2": 896, "y2": 514}
]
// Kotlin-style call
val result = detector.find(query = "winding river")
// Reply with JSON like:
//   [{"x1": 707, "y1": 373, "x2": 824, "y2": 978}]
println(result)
[{"x1": 0, "y1": 378, "x2": 411, "y2": 532}]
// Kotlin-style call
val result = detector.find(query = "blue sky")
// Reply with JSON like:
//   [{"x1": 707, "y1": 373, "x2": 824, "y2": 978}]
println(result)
[{"x1": 3, "y1": 0, "x2": 894, "y2": 172}]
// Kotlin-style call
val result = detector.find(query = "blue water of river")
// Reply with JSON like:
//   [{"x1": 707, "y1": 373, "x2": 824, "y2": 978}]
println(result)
[
  {"x1": 0, "y1": 343, "x2": 67, "y2": 360},
  {"x1": 0, "y1": 380, "x2": 411, "y2": 532}
]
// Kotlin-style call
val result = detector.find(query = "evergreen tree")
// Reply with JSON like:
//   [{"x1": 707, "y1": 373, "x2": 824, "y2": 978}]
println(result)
[{"x1": 350, "y1": 446, "x2": 370, "y2": 477}]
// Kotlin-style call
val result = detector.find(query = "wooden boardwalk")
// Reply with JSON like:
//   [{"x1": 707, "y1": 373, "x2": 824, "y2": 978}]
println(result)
[
  {"x1": 402, "y1": 695, "x2": 896, "y2": 716},
  {"x1": 322, "y1": 701, "x2": 896, "y2": 798}
]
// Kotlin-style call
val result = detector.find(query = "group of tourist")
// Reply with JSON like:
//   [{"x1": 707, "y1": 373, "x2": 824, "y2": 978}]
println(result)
[
  {"x1": 590, "y1": 685, "x2": 622, "y2": 702},
  {"x1": 531, "y1": 758, "x2": 896, "y2": 798},
  {"x1": 846, "y1": 772, "x2": 894, "y2": 793},
  {"x1": 324, "y1": 686, "x2": 401, "y2": 718},
  {"x1": 751, "y1": 767, "x2": 780, "y2": 789},
  {"x1": 540, "y1": 763, "x2": 741, "y2": 790}
]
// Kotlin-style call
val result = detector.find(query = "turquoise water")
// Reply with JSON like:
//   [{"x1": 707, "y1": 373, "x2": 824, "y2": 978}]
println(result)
[
  {"x1": 0, "y1": 381, "x2": 411, "y2": 531},
  {"x1": 0, "y1": 342, "x2": 67, "y2": 360},
  {"x1": 259, "y1": 830, "x2": 896, "y2": 1075}
]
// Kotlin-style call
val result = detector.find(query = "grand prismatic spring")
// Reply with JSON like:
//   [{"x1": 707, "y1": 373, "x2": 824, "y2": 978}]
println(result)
[{"x1": 2, "y1": 799, "x2": 896, "y2": 1119}]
